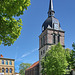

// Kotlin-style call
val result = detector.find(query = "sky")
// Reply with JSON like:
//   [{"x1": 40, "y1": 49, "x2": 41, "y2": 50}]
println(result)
[{"x1": 0, "y1": 0, "x2": 75, "y2": 73}]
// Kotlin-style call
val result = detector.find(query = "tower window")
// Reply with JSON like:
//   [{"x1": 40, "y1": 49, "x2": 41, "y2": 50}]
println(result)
[
  {"x1": 41, "y1": 51, "x2": 42, "y2": 55},
  {"x1": 53, "y1": 34, "x2": 56, "y2": 44},
  {"x1": 41, "y1": 38, "x2": 43, "y2": 46},
  {"x1": 43, "y1": 36, "x2": 45, "y2": 45},
  {"x1": 41, "y1": 36, "x2": 45, "y2": 47},
  {"x1": 58, "y1": 35, "x2": 60, "y2": 42},
  {"x1": 43, "y1": 50, "x2": 45, "y2": 54}
]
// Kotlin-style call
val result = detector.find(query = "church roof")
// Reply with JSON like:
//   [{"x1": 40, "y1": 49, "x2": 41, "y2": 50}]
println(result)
[
  {"x1": 42, "y1": 16, "x2": 60, "y2": 31},
  {"x1": 42, "y1": 0, "x2": 62, "y2": 32},
  {"x1": 26, "y1": 61, "x2": 39, "y2": 71},
  {"x1": 49, "y1": 0, "x2": 54, "y2": 11},
  {"x1": 48, "y1": 0, "x2": 55, "y2": 17}
]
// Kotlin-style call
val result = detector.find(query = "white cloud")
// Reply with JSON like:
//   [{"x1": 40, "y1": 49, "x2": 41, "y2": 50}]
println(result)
[
  {"x1": 15, "y1": 48, "x2": 38, "y2": 62},
  {"x1": 21, "y1": 53, "x2": 30, "y2": 58},
  {"x1": 14, "y1": 46, "x2": 19, "y2": 60}
]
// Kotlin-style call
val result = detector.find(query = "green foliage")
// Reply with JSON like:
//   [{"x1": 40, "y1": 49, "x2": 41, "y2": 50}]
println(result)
[
  {"x1": 65, "y1": 48, "x2": 71, "y2": 64},
  {"x1": 0, "y1": 0, "x2": 31, "y2": 46},
  {"x1": 41, "y1": 43, "x2": 70, "y2": 75},
  {"x1": 65, "y1": 48, "x2": 72, "y2": 73},
  {"x1": 70, "y1": 42, "x2": 75, "y2": 69},
  {"x1": 19, "y1": 63, "x2": 31, "y2": 75}
]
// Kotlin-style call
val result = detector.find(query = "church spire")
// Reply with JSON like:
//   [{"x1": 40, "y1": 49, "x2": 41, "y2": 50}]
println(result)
[
  {"x1": 49, "y1": 0, "x2": 54, "y2": 11},
  {"x1": 48, "y1": 0, "x2": 55, "y2": 17}
]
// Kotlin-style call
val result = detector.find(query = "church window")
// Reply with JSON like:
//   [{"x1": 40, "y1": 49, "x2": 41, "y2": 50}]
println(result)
[
  {"x1": 43, "y1": 36, "x2": 45, "y2": 45},
  {"x1": 41, "y1": 51, "x2": 42, "y2": 55},
  {"x1": 43, "y1": 50, "x2": 45, "y2": 54},
  {"x1": 53, "y1": 34, "x2": 56, "y2": 44},
  {"x1": 41, "y1": 36, "x2": 45, "y2": 47},
  {"x1": 58, "y1": 35, "x2": 60, "y2": 42},
  {"x1": 41, "y1": 38, "x2": 43, "y2": 46},
  {"x1": 41, "y1": 38, "x2": 42, "y2": 46}
]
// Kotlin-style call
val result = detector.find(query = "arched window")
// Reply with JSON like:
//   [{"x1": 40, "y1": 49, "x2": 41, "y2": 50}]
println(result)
[
  {"x1": 9, "y1": 61, "x2": 12, "y2": 65},
  {"x1": 6, "y1": 68, "x2": 8, "y2": 73},
  {"x1": 2, "y1": 60, "x2": 4, "y2": 64},
  {"x1": 43, "y1": 50, "x2": 44, "y2": 54},
  {"x1": 6, "y1": 60, "x2": 8, "y2": 65},
  {"x1": 2, "y1": 68, "x2": 4, "y2": 72},
  {"x1": 53, "y1": 34, "x2": 56, "y2": 44},
  {"x1": 58, "y1": 35, "x2": 60, "y2": 43},
  {"x1": 10, "y1": 68, "x2": 12, "y2": 73},
  {"x1": 41, "y1": 51, "x2": 42, "y2": 55},
  {"x1": 41, "y1": 38, "x2": 43, "y2": 46},
  {"x1": 43, "y1": 36, "x2": 45, "y2": 45},
  {"x1": 41, "y1": 36, "x2": 45, "y2": 46}
]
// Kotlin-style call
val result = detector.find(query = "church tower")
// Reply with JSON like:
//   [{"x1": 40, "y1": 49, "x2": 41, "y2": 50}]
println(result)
[{"x1": 39, "y1": 0, "x2": 65, "y2": 75}]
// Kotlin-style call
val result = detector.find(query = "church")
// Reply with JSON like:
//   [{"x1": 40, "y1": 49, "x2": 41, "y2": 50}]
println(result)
[{"x1": 25, "y1": 0, "x2": 70, "y2": 75}]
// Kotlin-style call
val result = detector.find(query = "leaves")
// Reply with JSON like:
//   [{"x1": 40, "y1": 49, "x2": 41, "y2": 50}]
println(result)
[
  {"x1": 0, "y1": 0, "x2": 31, "y2": 46},
  {"x1": 19, "y1": 63, "x2": 31, "y2": 75},
  {"x1": 70, "y1": 42, "x2": 75, "y2": 69},
  {"x1": 0, "y1": 17, "x2": 22, "y2": 46},
  {"x1": 0, "y1": 0, "x2": 31, "y2": 17},
  {"x1": 41, "y1": 43, "x2": 71, "y2": 75}
]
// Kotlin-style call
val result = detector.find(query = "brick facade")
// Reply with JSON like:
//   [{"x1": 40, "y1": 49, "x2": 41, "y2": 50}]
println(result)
[
  {"x1": 39, "y1": 29, "x2": 65, "y2": 75},
  {"x1": 39, "y1": 29, "x2": 65, "y2": 49},
  {"x1": 25, "y1": 61, "x2": 39, "y2": 75}
]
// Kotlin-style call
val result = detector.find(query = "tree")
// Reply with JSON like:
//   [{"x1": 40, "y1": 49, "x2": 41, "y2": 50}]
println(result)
[
  {"x1": 65, "y1": 48, "x2": 72, "y2": 74},
  {"x1": 70, "y1": 42, "x2": 75, "y2": 69},
  {"x1": 41, "y1": 43, "x2": 71, "y2": 75},
  {"x1": 19, "y1": 63, "x2": 31, "y2": 75},
  {"x1": 0, "y1": 0, "x2": 31, "y2": 46}
]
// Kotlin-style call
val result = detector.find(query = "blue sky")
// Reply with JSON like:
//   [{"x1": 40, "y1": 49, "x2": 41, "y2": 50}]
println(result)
[{"x1": 0, "y1": 0, "x2": 75, "y2": 73}]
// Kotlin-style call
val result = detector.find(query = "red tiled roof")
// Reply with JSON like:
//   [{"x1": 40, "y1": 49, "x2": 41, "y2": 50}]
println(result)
[
  {"x1": 0, "y1": 54, "x2": 3, "y2": 57},
  {"x1": 26, "y1": 61, "x2": 39, "y2": 71}
]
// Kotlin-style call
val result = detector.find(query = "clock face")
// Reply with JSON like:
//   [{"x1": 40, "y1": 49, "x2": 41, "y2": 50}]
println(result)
[{"x1": 54, "y1": 24, "x2": 59, "y2": 30}]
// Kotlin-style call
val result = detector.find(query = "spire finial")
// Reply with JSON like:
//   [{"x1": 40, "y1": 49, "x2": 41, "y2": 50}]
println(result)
[
  {"x1": 48, "y1": 0, "x2": 55, "y2": 17},
  {"x1": 49, "y1": 0, "x2": 54, "y2": 11}
]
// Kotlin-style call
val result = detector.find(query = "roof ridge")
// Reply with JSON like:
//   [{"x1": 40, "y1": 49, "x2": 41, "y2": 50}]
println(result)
[{"x1": 26, "y1": 61, "x2": 39, "y2": 71}]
